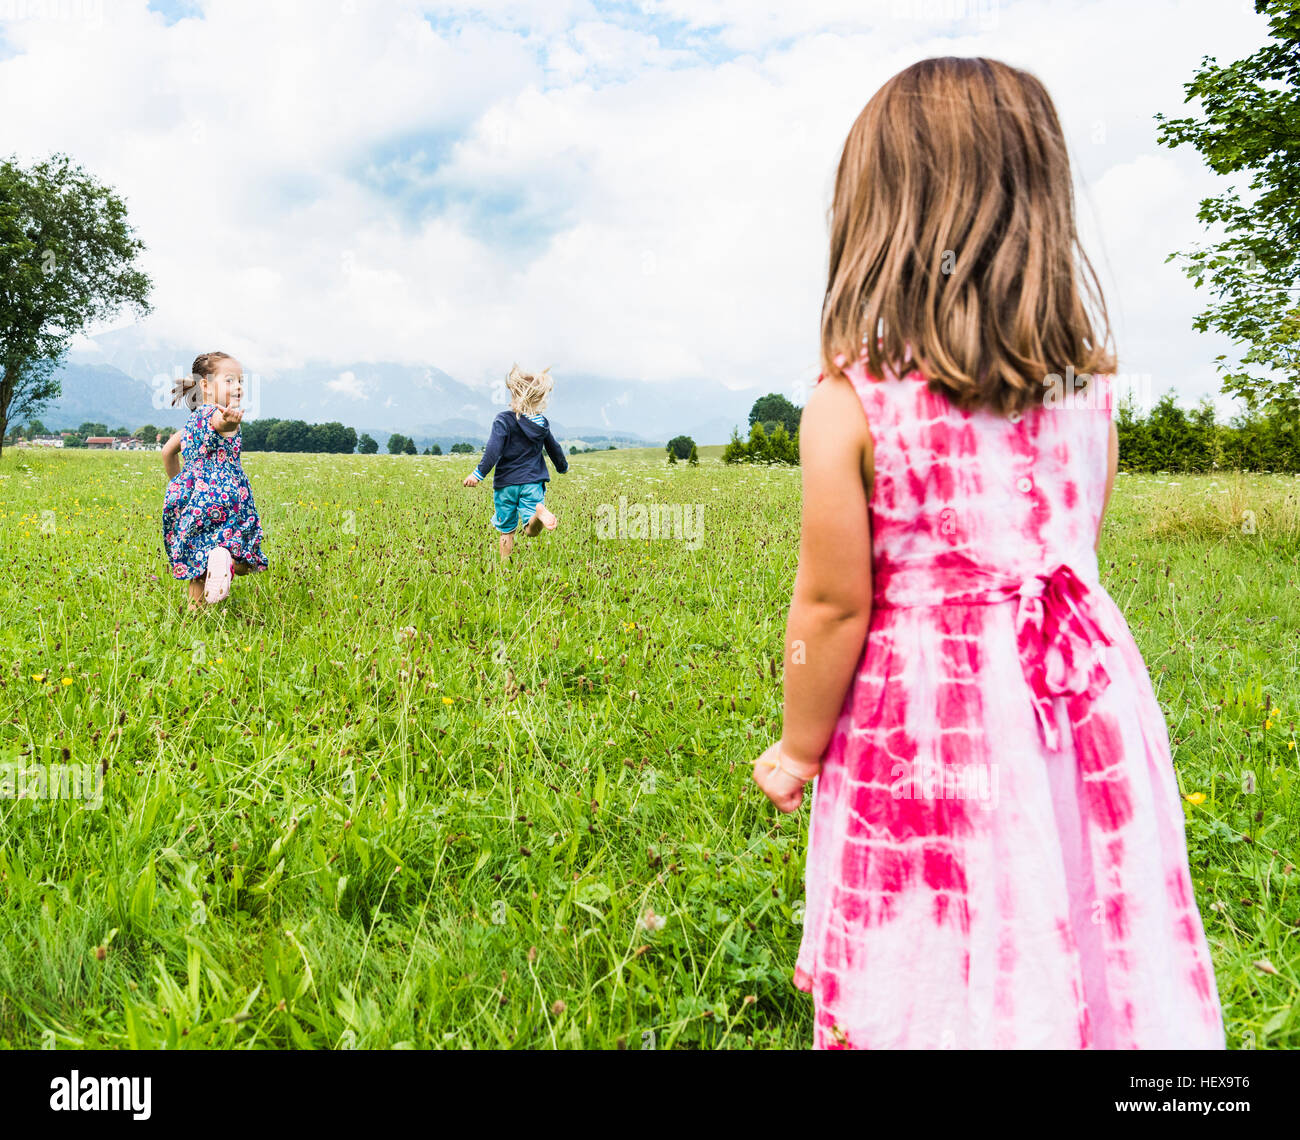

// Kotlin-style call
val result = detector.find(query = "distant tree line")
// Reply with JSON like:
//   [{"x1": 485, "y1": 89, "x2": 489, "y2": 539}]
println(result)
[
  {"x1": 1117, "y1": 393, "x2": 1300, "y2": 473},
  {"x1": 241, "y1": 419, "x2": 358, "y2": 453}
]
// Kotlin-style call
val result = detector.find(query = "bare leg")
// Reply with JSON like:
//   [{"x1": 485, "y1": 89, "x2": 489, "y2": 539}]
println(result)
[
  {"x1": 187, "y1": 578, "x2": 205, "y2": 611},
  {"x1": 499, "y1": 531, "x2": 515, "y2": 561}
]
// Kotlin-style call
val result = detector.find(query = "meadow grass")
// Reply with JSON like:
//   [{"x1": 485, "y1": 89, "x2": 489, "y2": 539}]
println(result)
[{"x1": 0, "y1": 447, "x2": 1296, "y2": 1049}]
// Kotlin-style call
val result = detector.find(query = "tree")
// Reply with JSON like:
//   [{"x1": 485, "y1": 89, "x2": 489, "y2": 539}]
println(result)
[
  {"x1": 723, "y1": 421, "x2": 799, "y2": 466},
  {"x1": 387, "y1": 433, "x2": 409, "y2": 455},
  {"x1": 568, "y1": 445, "x2": 577, "y2": 455},
  {"x1": 430, "y1": 442, "x2": 442, "y2": 455},
  {"x1": 450, "y1": 442, "x2": 475, "y2": 454},
  {"x1": 748, "y1": 393, "x2": 801, "y2": 435},
  {"x1": 267, "y1": 419, "x2": 311, "y2": 452},
  {"x1": 241, "y1": 418, "x2": 275, "y2": 451},
  {"x1": 0, "y1": 153, "x2": 151, "y2": 456},
  {"x1": 1155, "y1": 1, "x2": 1300, "y2": 412},
  {"x1": 78, "y1": 421, "x2": 108, "y2": 437},
  {"x1": 134, "y1": 424, "x2": 157, "y2": 444},
  {"x1": 402, "y1": 436, "x2": 417, "y2": 455},
  {"x1": 23, "y1": 418, "x2": 46, "y2": 439},
  {"x1": 665, "y1": 434, "x2": 695, "y2": 460},
  {"x1": 722, "y1": 426, "x2": 748, "y2": 465},
  {"x1": 688, "y1": 442, "x2": 699, "y2": 466},
  {"x1": 358, "y1": 432, "x2": 378, "y2": 454}
]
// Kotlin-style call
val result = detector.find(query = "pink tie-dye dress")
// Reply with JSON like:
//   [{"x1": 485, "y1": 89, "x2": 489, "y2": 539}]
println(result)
[{"x1": 792, "y1": 363, "x2": 1225, "y2": 1049}]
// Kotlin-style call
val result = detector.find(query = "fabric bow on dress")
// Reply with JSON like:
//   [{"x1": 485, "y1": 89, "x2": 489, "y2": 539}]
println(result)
[{"x1": 1014, "y1": 563, "x2": 1114, "y2": 751}]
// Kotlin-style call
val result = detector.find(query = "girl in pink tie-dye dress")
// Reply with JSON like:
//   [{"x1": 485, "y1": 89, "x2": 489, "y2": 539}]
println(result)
[{"x1": 751, "y1": 57, "x2": 1224, "y2": 1049}]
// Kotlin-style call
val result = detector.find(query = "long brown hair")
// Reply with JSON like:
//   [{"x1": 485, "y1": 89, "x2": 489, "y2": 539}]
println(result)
[
  {"x1": 821, "y1": 57, "x2": 1115, "y2": 415},
  {"x1": 171, "y1": 351, "x2": 233, "y2": 409}
]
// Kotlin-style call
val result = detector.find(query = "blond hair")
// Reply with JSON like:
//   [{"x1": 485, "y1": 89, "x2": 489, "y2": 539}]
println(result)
[
  {"x1": 506, "y1": 364, "x2": 553, "y2": 418},
  {"x1": 821, "y1": 57, "x2": 1115, "y2": 415}
]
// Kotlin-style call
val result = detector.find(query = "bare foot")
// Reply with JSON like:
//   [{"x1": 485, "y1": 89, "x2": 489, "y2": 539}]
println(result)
[
  {"x1": 533, "y1": 503, "x2": 558, "y2": 530},
  {"x1": 499, "y1": 532, "x2": 515, "y2": 560}
]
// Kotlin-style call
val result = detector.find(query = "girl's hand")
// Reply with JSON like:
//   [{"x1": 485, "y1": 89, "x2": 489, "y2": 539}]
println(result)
[
  {"x1": 752, "y1": 741, "x2": 821, "y2": 813},
  {"x1": 212, "y1": 404, "x2": 243, "y2": 431},
  {"x1": 463, "y1": 474, "x2": 480, "y2": 487}
]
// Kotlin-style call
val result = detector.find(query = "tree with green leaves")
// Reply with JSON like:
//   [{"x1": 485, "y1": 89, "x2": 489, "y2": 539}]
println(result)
[
  {"x1": 0, "y1": 153, "x2": 151, "y2": 457},
  {"x1": 748, "y1": 393, "x2": 801, "y2": 435},
  {"x1": 358, "y1": 432, "x2": 378, "y2": 454},
  {"x1": 134, "y1": 424, "x2": 158, "y2": 444},
  {"x1": 430, "y1": 442, "x2": 442, "y2": 455},
  {"x1": 450, "y1": 442, "x2": 475, "y2": 454},
  {"x1": 387, "y1": 433, "x2": 409, "y2": 455},
  {"x1": 402, "y1": 436, "x2": 417, "y2": 455},
  {"x1": 1155, "y1": 1, "x2": 1300, "y2": 412},
  {"x1": 688, "y1": 442, "x2": 699, "y2": 466},
  {"x1": 666, "y1": 434, "x2": 695, "y2": 460}
]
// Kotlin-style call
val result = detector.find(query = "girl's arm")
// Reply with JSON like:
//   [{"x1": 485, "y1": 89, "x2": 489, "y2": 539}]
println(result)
[
  {"x1": 466, "y1": 416, "x2": 508, "y2": 486},
  {"x1": 1096, "y1": 419, "x2": 1118, "y2": 553},
  {"x1": 161, "y1": 430, "x2": 182, "y2": 480},
  {"x1": 542, "y1": 424, "x2": 569, "y2": 473},
  {"x1": 755, "y1": 375, "x2": 874, "y2": 811}
]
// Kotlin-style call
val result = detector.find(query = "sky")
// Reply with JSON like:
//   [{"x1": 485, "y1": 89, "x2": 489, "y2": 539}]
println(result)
[{"x1": 0, "y1": 0, "x2": 1275, "y2": 413}]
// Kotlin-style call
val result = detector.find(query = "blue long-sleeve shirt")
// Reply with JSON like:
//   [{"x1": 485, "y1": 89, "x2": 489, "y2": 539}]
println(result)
[{"x1": 472, "y1": 411, "x2": 569, "y2": 488}]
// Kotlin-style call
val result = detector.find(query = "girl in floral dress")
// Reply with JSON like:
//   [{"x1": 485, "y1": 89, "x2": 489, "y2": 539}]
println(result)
[
  {"x1": 161, "y1": 352, "x2": 268, "y2": 610},
  {"x1": 752, "y1": 58, "x2": 1224, "y2": 1049}
]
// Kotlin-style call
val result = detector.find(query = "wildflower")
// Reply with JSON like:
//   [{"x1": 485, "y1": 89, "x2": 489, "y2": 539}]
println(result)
[
  {"x1": 61, "y1": 677, "x2": 73, "y2": 686},
  {"x1": 637, "y1": 907, "x2": 666, "y2": 933},
  {"x1": 1184, "y1": 792, "x2": 1206, "y2": 806},
  {"x1": 31, "y1": 673, "x2": 45, "y2": 682},
  {"x1": 442, "y1": 696, "x2": 454, "y2": 705}
]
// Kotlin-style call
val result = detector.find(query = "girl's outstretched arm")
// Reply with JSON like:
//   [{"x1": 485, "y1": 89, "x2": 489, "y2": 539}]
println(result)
[
  {"x1": 467, "y1": 415, "x2": 508, "y2": 485},
  {"x1": 755, "y1": 374, "x2": 874, "y2": 811},
  {"x1": 161, "y1": 430, "x2": 182, "y2": 480}
]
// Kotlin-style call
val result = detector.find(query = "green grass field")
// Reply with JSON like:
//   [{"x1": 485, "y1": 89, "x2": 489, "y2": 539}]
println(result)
[{"x1": 1, "y1": 447, "x2": 1297, "y2": 1049}]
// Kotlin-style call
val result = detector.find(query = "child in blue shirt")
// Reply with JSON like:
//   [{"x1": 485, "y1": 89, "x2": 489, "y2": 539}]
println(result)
[{"x1": 463, "y1": 364, "x2": 569, "y2": 560}]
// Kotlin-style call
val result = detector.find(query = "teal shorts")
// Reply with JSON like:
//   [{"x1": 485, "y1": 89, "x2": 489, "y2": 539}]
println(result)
[{"x1": 491, "y1": 481, "x2": 546, "y2": 534}]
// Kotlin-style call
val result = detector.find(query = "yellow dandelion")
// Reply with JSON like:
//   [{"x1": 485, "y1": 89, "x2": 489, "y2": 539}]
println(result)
[
  {"x1": 61, "y1": 676, "x2": 74, "y2": 686},
  {"x1": 31, "y1": 673, "x2": 46, "y2": 682},
  {"x1": 442, "y1": 696, "x2": 453, "y2": 705},
  {"x1": 1184, "y1": 792, "x2": 1206, "y2": 806}
]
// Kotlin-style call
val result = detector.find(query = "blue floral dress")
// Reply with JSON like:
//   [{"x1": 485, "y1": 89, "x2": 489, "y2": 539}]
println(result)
[{"x1": 162, "y1": 404, "x2": 268, "y2": 580}]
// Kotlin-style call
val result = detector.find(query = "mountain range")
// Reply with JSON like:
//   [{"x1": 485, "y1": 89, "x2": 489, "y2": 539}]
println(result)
[{"x1": 29, "y1": 326, "x2": 767, "y2": 449}]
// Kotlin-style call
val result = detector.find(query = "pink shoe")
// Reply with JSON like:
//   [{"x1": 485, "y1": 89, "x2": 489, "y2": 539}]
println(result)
[{"x1": 204, "y1": 547, "x2": 233, "y2": 604}]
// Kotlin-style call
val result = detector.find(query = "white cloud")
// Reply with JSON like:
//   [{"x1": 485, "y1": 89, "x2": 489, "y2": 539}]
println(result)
[
  {"x1": 327, "y1": 371, "x2": 369, "y2": 399},
  {"x1": 0, "y1": 0, "x2": 1276, "y2": 408}
]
